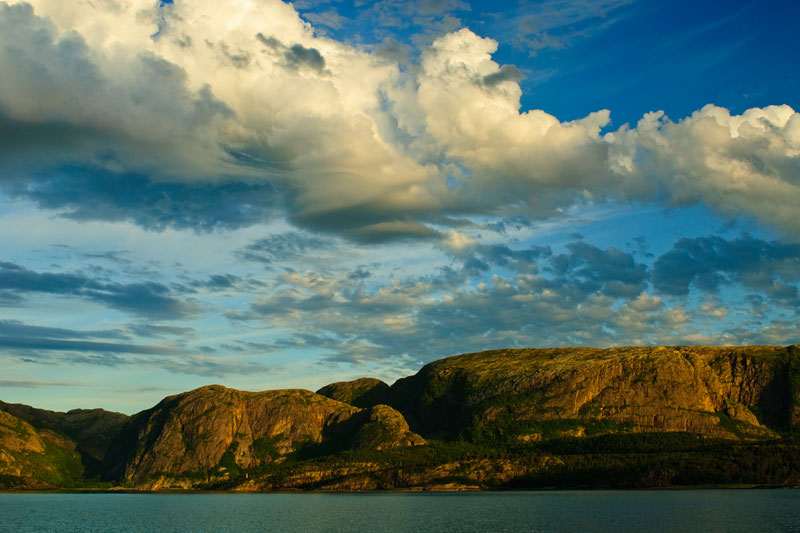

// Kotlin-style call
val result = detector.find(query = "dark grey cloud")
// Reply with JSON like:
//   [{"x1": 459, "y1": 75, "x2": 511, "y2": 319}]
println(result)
[
  {"x1": 0, "y1": 291, "x2": 23, "y2": 306},
  {"x1": 652, "y1": 234, "x2": 800, "y2": 300},
  {"x1": 310, "y1": 0, "x2": 467, "y2": 50},
  {"x1": 286, "y1": 43, "x2": 325, "y2": 71},
  {"x1": 255, "y1": 32, "x2": 281, "y2": 49},
  {"x1": 373, "y1": 37, "x2": 412, "y2": 64},
  {"x1": 547, "y1": 241, "x2": 649, "y2": 298},
  {"x1": 186, "y1": 274, "x2": 266, "y2": 294},
  {"x1": 127, "y1": 323, "x2": 196, "y2": 339},
  {"x1": 0, "y1": 322, "x2": 266, "y2": 377},
  {"x1": 0, "y1": 379, "x2": 82, "y2": 389},
  {"x1": 79, "y1": 250, "x2": 132, "y2": 265},
  {"x1": 218, "y1": 41, "x2": 250, "y2": 68},
  {"x1": 302, "y1": 10, "x2": 348, "y2": 31},
  {"x1": 0, "y1": 320, "x2": 127, "y2": 340},
  {"x1": 0, "y1": 261, "x2": 200, "y2": 319},
  {"x1": 256, "y1": 33, "x2": 325, "y2": 73},
  {"x1": 91, "y1": 281, "x2": 200, "y2": 319},
  {"x1": 191, "y1": 274, "x2": 240, "y2": 290},
  {"x1": 482, "y1": 64, "x2": 523, "y2": 87},
  {"x1": 2, "y1": 166, "x2": 282, "y2": 232},
  {"x1": 416, "y1": 0, "x2": 470, "y2": 16},
  {"x1": 473, "y1": 243, "x2": 549, "y2": 273},
  {"x1": 0, "y1": 336, "x2": 179, "y2": 355},
  {"x1": 237, "y1": 231, "x2": 332, "y2": 265}
]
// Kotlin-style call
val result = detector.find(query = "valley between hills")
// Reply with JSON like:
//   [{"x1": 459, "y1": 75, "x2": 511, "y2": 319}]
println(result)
[{"x1": 2, "y1": 345, "x2": 800, "y2": 491}]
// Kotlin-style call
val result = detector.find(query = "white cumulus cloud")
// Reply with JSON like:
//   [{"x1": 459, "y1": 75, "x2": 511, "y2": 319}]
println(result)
[{"x1": 1, "y1": 0, "x2": 798, "y2": 241}]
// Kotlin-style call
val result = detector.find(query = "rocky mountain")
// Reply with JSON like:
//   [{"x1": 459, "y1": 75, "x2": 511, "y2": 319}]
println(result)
[
  {"x1": 386, "y1": 346, "x2": 800, "y2": 442},
  {"x1": 2, "y1": 345, "x2": 799, "y2": 490},
  {"x1": 103, "y1": 385, "x2": 424, "y2": 489}
]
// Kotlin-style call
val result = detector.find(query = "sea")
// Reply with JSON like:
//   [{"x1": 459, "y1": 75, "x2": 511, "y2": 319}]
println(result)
[{"x1": 1, "y1": 490, "x2": 798, "y2": 532}]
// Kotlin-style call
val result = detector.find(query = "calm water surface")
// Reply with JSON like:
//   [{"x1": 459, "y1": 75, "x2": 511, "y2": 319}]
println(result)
[{"x1": 1, "y1": 490, "x2": 798, "y2": 532}]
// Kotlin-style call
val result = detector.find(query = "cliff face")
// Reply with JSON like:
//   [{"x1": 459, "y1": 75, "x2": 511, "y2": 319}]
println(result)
[
  {"x1": 387, "y1": 346, "x2": 800, "y2": 441},
  {"x1": 104, "y1": 385, "x2": 424, "y2": 489}
]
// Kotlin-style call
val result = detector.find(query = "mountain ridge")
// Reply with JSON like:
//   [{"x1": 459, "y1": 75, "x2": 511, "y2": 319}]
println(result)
[{"x1": 2, "y1": 345, "x2": 799, "y2": 490}]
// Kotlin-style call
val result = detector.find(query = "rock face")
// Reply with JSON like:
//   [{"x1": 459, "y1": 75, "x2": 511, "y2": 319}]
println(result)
[
  {"x1": 387, "y1": 346, "x2": 800, "y2": 441},
  {"x1": 317, "y1": 378, "x2": 390, "y2": 408},
  {"x1": 104, "y1": 385, "x2": 424, "y2": 488}
]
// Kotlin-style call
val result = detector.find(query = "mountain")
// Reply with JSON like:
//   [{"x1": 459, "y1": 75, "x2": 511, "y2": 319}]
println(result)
[
  {"x1": 386, "y1": 346, "x2": 800, "y2": 442},
  {"x1": 0, "y1": 401, "x2": 128, "y2": 462},
  {"x1": 2, "y1": 345, "x2": 799, "y2": 490},
  {"x1": 103, "y1": 385, "x2": 424, "y2": 490},
  {"x1": 0, "y1": 402, "x2": 127, "y2": 489}
]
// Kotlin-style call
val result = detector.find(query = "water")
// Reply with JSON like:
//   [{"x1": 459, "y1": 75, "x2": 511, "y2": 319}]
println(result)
[{"x1": 1, "y1": 490, "x2": 798, "y2": 532}]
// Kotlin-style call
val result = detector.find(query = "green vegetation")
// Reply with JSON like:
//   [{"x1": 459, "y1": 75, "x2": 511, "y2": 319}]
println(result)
[
  {"x1": 253, "y1": 435, "x2": 283, "y2": 461},
  {"x1": 215, "y1": 442, "x2": 241, "y2": 477}
]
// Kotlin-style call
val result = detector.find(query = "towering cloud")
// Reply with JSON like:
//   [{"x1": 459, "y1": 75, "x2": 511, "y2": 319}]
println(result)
[{"x1": 0, "y1": 0, "x2": 798, "y2": 241}]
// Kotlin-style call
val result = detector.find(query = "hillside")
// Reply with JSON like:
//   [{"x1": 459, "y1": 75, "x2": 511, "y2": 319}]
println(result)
[
  {"x1": 0, "y1": 401, "x2": 128, "y2": 489},
  {"x1": 386, "y1": 346, "x2": 800, "y2": 442},
  {"x1": 2, "y1": 345, "x2": 799, "y2": 490}
]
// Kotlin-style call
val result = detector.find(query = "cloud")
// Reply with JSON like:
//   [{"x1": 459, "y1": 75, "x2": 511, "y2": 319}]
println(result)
[
  {"x1": 4, "y1": 167, "x2": 282, "y2": 232},
  {"x1": 547, "y1": 241, "x2": 648, "y2": 298},
  {"x1": 508, "y1": 0, "x2": 635, "y2": 53},
  {"x1": 0, "y1": 1, "x2": 798, "y2": 244},
  {"x1": 256, "y1": 33, "x2": 326, "y2": 72},
  {"x1": 0, "y1": 260, "x2": 200, "y2": 319},
  {"x1": 482, "y1": 64, "x2": 522, "y2": 87},
  {"x1": 652, "y1": 234, "x2": 800, "y2": 301},
  {"x1": 228, "y1": 228, "x2": 800, "y2": 366},
  {"x1": 608, "y1": 104, "x2": 800, "y2": 237},
  {"x1": 0, "y1": 319, "x2": 127, "y2": 340},
  {"x1": 127, "y1": 323, "x2": 196, "y2": 339},
  {"x1": 0, "y1": 379, "x2": 82, "y2": 389},
  {"x1": 285, "y1": 43, "x2": 325, "y2": 71},
  {"x1": 302, "y1": 10, "x2": 348, "y2": 31},
  {"x1": 0, "y1": 320, "x2": 267, "y2": 377},
  {"x1": 416, "y1": 28, "x2": 614, "y2": 213},
  {"x1": 0, "y1": 336, "x2": 179, "y2": 355},
  {"x1": 237, "y1": 231, "x2": 333, "y2": 266},
  {"x1": 236, "y1": 238, "x2": 675, "y2": 364}
]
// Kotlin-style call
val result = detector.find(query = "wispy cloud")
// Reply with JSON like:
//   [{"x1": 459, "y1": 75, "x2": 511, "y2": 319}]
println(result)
[
  {"x1": 0, "y1": 379, "x2": 83, "y2": 389},
  {"x1": 0, "y1": 260, "x2": 201, "y2": 319}
]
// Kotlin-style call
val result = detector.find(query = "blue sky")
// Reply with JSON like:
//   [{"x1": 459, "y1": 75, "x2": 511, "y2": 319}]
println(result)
[{"x1": 1, "y1": 0, "x2": 798, "y2": 413}]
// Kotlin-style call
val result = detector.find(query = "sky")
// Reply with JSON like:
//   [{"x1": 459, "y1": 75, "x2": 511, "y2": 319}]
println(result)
[{"x1": 1, "y1": 0, "x2": 799, "y2": 414}]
